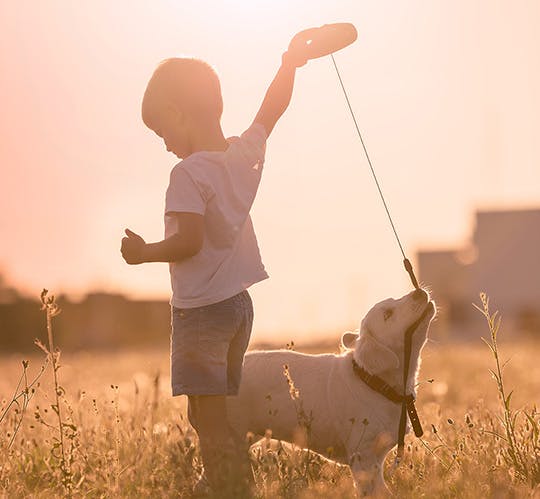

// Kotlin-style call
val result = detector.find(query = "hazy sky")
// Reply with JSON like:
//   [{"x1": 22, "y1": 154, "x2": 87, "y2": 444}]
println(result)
[{"x1": 1, "y1": 1, "x2": 539, "y2": 340}]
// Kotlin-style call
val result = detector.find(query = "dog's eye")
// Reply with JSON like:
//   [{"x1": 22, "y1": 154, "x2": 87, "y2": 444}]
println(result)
[{"x1": 383, "y1": 309, "x2": 393, "y2": 321}]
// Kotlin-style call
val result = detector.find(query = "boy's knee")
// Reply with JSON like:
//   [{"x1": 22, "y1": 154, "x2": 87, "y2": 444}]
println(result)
[{"x1": 189, "y1": 395, "x2": 231, "y2": 439}]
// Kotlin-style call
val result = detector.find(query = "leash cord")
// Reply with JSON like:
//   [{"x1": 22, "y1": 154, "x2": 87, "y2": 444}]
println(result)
[
  {"x1": 330, "y1": 54, "x2": 420, "y2": 289},
  {"x1": 330, "y1": 52, "x2": 426, "y2": 468},
  {"x1": 330, "y1": 54, "x2": 407, "y2": 261}
]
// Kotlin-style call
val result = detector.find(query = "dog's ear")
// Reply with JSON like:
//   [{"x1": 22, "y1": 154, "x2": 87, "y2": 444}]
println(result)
[
  {"x1": 341, "y1": 331, "x2": 359, "y2": 349},
  {"x1": 355, "y1": 331, "x2": 400, "y2": 374}
]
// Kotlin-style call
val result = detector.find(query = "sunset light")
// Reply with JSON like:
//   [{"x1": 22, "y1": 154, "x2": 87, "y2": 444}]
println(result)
[
  {"x1": 1, "y1": 1, "x2": 539, "y2": 338},
  {"x1": 1, "y1": 2, "x2": 539, "y2": 497}
]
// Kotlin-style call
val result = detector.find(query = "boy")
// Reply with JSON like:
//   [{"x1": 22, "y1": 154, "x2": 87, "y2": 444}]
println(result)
[{"x1": 120, "y1": 34, "x2": 310, "y2": 496}]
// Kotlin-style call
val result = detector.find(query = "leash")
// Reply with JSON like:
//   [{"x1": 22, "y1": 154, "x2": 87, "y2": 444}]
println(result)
[
  {"x1": 351, "y1": 305, "x2": 430, "y2": 464},
  {"x1": 285, "y1": 22, "x2": 426, "y2": 466},
  {"x1": 330, "y1": 54, "x2": 420, "y2": 291},
  {"x1": 330, "y1": 52, "x2": 423, "y2": 465}
]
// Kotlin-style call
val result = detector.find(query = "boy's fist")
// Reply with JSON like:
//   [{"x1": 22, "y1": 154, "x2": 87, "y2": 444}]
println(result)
[
  {"x1": 282, "y1": 30, "x2": 311, "y2": 68},
  {"x1": 121, "y1": 228, "x2": 146, "y2": 265}
]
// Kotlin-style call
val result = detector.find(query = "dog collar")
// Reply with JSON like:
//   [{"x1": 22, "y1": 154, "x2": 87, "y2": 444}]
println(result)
[
  {"x1": 351, "y1": 357, "x2": 423, "y2": 438},
  {"x1": 351, "y1": 358, "x2": 412, "y2": 404}
]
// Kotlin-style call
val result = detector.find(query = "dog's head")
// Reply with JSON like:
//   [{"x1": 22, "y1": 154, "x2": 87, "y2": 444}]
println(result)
[{"x1": 341, "y1": 289, "x2": 436, "y2": 389}]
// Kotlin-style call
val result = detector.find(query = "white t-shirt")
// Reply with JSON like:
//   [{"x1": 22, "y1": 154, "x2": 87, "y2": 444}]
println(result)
[{"x1": 164, "y1": 122, "x2": 269, "y2": 308}]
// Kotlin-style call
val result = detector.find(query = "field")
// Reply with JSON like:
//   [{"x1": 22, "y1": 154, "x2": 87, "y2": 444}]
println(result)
[{"x1": 1, "y1": 301, "x2": 540, "y2": 498}]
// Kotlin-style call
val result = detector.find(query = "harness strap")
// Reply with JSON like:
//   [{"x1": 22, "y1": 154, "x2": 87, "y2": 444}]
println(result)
[
  {"x1": 396, "y1": 306, "x2": 431, "y2": 462},
  {"x1": 352, "y1": 303, "x2": 431, "y2": 464},
  {"x1": 351, "y1": 357, "x2": 423, "y2": 440}
]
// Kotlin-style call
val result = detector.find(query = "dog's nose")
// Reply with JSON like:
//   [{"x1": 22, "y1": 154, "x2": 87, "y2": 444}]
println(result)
[{"x1": 413, "y1": 288, "x2": 427, "y2": 301}]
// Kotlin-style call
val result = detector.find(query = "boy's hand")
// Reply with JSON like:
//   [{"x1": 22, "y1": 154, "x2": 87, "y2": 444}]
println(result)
[
  {"x1": 121, "y1": 228, "x2": 146, "y2": 265},
  {"x1": 282, "y1": 33, "x2": 310, "y2": 68}
]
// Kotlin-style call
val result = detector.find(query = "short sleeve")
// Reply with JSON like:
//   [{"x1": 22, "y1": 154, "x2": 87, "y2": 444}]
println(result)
[
  {"x1": 165, "y1": 166, "x2": 206, "y2": 216},
  {"x1": 238, "y1": 122, "x2": 267, "y2": 164}
]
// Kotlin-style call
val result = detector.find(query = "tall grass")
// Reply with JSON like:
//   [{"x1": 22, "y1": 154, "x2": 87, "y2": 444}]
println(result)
[
  {"x1": 35, "y1": 289, "x2": 73, "y2": 495},
  {"x1": 0, "y1": 290, "x2": 539, "y2": 497},
  {"x1": 0, "y1": 359, "x2": 45, "y2": 450},
  {"x1": 474, "y1": 292, "x2": 540, "y2": 487}
]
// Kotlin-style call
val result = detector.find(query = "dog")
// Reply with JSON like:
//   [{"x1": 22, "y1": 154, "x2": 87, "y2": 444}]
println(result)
[{"x1": 226, "y1": 288, "x2": 436, "y2": 497}]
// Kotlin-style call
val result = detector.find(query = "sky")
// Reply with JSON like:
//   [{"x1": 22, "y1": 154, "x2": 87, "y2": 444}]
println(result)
[{"x1": 1, "y1": 1, "x2": 539, "y2": 340}]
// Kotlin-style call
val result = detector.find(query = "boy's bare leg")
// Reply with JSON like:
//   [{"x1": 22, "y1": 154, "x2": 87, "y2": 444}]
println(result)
[{"x1": 188, "y1": 395, "x2": 253, "y2": 496}]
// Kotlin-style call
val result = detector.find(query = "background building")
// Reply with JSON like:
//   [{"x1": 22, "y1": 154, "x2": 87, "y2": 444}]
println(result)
[{"x1": 418, "y1": 208, "x2": 540, "y2": 339}]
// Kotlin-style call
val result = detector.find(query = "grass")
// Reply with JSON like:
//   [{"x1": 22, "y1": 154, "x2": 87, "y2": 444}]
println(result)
[{"x1": 0, "y1": 292, "x2": 539, "y2": 498}]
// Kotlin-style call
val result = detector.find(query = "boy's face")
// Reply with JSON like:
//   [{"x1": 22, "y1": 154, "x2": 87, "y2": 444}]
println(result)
[{"x1": 143, "y1": 96, "x2": 191, "y2": 159}]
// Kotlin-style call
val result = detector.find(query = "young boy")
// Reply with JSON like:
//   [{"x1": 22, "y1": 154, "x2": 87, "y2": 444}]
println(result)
[{"x1": 120, "y1": 34, "x2": 310, "y2": 496}]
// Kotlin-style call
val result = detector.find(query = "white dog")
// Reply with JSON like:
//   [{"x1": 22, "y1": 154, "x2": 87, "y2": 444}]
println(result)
[{"x1": 227, "y1": 288, "x2": 436, "y2": 497}]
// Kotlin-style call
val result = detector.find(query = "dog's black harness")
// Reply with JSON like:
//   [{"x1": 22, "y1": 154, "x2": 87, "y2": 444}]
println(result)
[{"x1": 351, "y1": 303, "x2": 432, "y2": 462}]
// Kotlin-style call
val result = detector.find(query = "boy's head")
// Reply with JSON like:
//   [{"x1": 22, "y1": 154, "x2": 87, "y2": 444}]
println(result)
[{"x1": 142, "y1": 58, "x2": 223, "y2": 157}]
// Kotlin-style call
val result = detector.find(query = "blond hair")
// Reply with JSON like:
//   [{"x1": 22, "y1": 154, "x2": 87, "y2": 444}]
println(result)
[{"x1": 142, "y1": 58, "x2": 223, "y2": 126}]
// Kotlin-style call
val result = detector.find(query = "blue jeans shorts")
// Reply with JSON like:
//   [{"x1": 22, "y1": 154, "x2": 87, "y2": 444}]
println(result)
[{"x1": 170, "y1": 290, "x2": 254, "y2": 396}]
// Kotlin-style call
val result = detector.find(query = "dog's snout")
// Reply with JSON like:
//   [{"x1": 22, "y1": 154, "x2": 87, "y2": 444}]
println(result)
[{"x1": 413, "y1": 288, "x2": 428, "y2": 301}]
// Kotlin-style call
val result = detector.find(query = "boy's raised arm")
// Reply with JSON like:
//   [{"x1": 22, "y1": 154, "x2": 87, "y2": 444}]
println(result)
[
  {"x1": 253, "y1": 58, "x2": 300, "y2": 137},
  {"x1": 253, "y1": 34, "x2": 309, "y2": 136},
  {"x1": 254, "y1": 24, "x2": 357, "y2": 136}
]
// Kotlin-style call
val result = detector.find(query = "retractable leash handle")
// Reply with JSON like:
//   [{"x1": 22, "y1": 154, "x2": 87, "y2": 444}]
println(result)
[{"x1": 286, "y1": 23, "x2": 358, "y2": 67}]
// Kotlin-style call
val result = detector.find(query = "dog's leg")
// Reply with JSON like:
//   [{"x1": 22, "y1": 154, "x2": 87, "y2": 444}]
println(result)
[{"x1": 349, "y1": 452, "x2": 388, "y2": 498}]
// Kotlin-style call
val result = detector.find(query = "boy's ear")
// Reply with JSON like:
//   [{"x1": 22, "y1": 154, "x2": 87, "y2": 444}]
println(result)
[
  {"x1": 163, "y1": 101, "x2": 185, "y2": 125},
  {"x1": 355, "y1": 331, "x2": 400, "y2": 374},
  {"x1": 341, "y1": 331, "x2": 359, "y2": 349}
]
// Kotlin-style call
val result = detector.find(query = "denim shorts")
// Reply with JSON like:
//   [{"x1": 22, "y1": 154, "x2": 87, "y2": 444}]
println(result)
[{"x1": 170, "y1": 290, "x2": 254, "y2": 396}]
